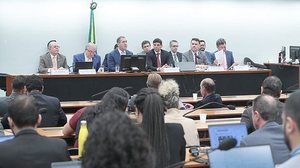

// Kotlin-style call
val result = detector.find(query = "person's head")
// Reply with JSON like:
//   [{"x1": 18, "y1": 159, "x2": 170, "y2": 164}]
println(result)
[
  {"x1": 141, "y1": 40, "x2": 151, "y2": 54},
  {"x1": 169, "y1": 40, "x2": 179, "y2": 53},
  {"x1": 84, "y1": 43, "x2": 97, "y2": 59},
  {"x1": 12, "y1": 75, "x2": 27, "y2": 94},
  {"x1": 100, "y1": 87, "x2": 130, "y2": 112},
  {"x1": 117, "y1": 36, "x2": 127, "y2": 51},
  {"x1": 252, "y1": 95, "x2": 277, "y2": 129},
  {"x1": 114, "y1": 43, "x2": 118, "y2": 49},
  {"x1": 216, "y1": 38, "x2": 226, "y2": 51},
  {"x1": 200, "y1": 78, "x2": 216, "y2": 97},
  {"x1": 282, "y1": 90, "x2": 300, "y2": 151},
  {"x1": 199, "y1": 40, "x2": 206, "y2": 51},
  {"x1": 8, "y1": 95, "x2": 41, "y2": 133},
  {"x1": 190, "y1": 38, "x2": 200, "y2": 53},
  {"x1": 158, "y1": 79, "x2": 180, "y2": 109},
  {"x1": 146, "y1": 73, "x2": 162, "y2": 89},
  {"x1": 153, "y1": 38, "x2": 163, "y2": 53},
  {"x1": 47, "y1": 40, "x2": 60, "y2": 55},
  {"x1": 261, "y1": 76, "x2": 282, "y2": 98},
  {"x1": 82, "y1": 111, "x2": 154, "y2": 168},
  {"x1": 25, "y1": 75, "x2": 44, "y2": 92}
]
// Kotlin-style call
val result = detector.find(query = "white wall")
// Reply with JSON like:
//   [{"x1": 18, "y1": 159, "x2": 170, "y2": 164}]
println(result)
[{"x1": 1, "y1": 0, "x2": 300, "y2": 73}]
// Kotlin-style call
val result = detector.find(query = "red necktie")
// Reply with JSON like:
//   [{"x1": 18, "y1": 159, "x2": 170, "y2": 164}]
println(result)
[
  {"x1": 194, "y1": 53, "x2": 198, "y2": 64},
  {"x1": 156, "y1": 52, "x2": 161, "y2": 67}
]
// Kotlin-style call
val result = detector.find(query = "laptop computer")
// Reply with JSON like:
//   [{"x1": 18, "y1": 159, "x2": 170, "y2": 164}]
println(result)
[
  {"x1": 208, "y1": 123, "x2": 248, "y2": 149},
  {"x1": 176, "y1": 62, "x2": 196, "y2": 72},
  {"x1": 74, "y1": 62, "x2": 93, "y2": 73},
  {"x1": 209, "y1": 145, "x2": 274, "y2": 168},
  {"x1": 51, "y1": 160, "x2": 81, "y2": 168},
  {"x1": 0, "y1": 135, "x2": 14, "y2": 143}
]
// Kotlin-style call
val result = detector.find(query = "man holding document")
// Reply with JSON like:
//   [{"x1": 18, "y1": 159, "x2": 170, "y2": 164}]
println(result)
[{"x1": 213, "y1": 38, "x2": 235, "y2": 69}]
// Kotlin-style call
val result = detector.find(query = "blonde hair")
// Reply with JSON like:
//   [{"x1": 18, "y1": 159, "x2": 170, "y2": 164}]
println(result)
[
  {"x1": 146, "y1": 73, "x2": 162, "y2": 89},
  {"x1": 158, "y1": 79, "x2": 180, "y2": 109}
]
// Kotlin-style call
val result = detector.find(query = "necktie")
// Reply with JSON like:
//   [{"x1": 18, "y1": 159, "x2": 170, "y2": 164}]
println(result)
[
  {"x1": 194, "y1": 53, "x2": 198, "y2": 64},
  {"x1": 52, "y1": 56, "x2": 57, "y2": 69},
  {"x1": 156, "y1": 52, "x2": 161, "y2": 68},
  {"x1": 173, "y1": 53, "x2": 178, "y2": 62},
  {"x1": 222, "y1": 53, "x2": 228, "y2": 69}
]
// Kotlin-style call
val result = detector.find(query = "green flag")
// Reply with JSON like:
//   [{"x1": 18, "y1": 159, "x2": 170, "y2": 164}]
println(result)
[{"x1": 88, "y1": 1, "x2": 97, "y2": 44}]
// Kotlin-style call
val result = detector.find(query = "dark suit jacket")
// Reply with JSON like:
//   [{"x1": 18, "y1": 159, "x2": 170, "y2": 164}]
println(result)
[
  {"x1": 194, "y1": 93, "x2": 223, "y2": 108},
  {"x1": 107, "y1": 49, "x2": 133, "y2": 72},
  {"x1": 0, "y1": 93, "x2": 21, "y2": 117},
  {"x1": 102, "y1": 53, "x2": 109, "y2": 71},
  {"x1": 213, "y1": 50, "x2": 235, "y2": 68},
  {"x1": 72, "y1": 53, "x2": 101, "y2": 72},
  {"x1": 146, "y1": 49, "x2": 172, "y2": 71},
  {"x1": 166, "y1": 123, "x2": 186, "y2": 166},
  {"x1": 169, "y1": 51, "x2": 183, "y2": 67},
  {"x1": 204, "y1": 51, "x2": 215, "y2": 65},
  {"x1": 0, "y1": 129, "x2": 70, "y2": 168},
  {"x1": 240, "y1": 121, "x2": 290, "y2": 165}
]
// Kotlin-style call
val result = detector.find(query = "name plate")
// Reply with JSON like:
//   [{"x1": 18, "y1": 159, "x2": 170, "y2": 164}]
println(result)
[
  {"x1": 206, "y1": 66, "x2": 225, "y2": 71},
  {"x1": 161, "y1": 67, "x2": 180, "y2": 73},
  {"x1": 79, "y1": 69, "x2": 96, "y2": 74},
  {"x1": 233, "y1": 65, "x2": 250, "y2": 71},
  {"x1": 50, "y1": 69, "x2": 69, "y2": 75}
]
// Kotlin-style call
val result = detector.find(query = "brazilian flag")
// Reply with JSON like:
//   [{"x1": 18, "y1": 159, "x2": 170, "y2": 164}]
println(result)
[{"x1": 88, "y1": 1, "x2": 97, "y2": 44}]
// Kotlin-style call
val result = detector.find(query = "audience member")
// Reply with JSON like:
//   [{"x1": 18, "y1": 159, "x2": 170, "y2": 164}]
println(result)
[
  {"x1": 169, "y1": 40, "x2": 183, "y2": 67},
  {"x1": 137, "y1": 40, "x2": 151, "y2": 55},
  {"x1": 82, "y1": 111, "x2": 154, "y2": 168},
  {"x1": 182, "y1": 38, "x2": 208, "y2": 65},
  {"x1": 72, "y1": 43, "x2": 101, "y2": 72},
  {"x1": 194, "y1": 78, "x2": 222, "y2": 108},
  {"x1": 38, "y1": 40, "x2": 68, "y2": 73},
  {"x1": 199, "y1": 40, "x2": 215, "y2": 65},
  {"x1": 103, "y1": 44, "x2": 118, "y2": 71},
  {"x1": 241, "y1": 76, "x2": 283, "y2": 133},
  {"x1": 240, "y1": 95, "x2": 290, "y2": 165},
  {"x1": 146, "y1": 38, "x2": 172, "y2": 71},
  {"x1": 278, "y1": 90, "x2": 300, "y2": 168},
  {"x1": 213, "y1": 38, "x2": 235, "y2": 69},
  {"x1": 159, "y1": 79, "x2": 199, "y2": 146},
  {"x1": 134, "y1": 88, "x2": 186, "y2": 167},
  {"x1": 108, "y1": 36, "x2": 133, "y2": 72},
  {"x1": 0, "y1": 95, "x2": 70, "y2": 168}
]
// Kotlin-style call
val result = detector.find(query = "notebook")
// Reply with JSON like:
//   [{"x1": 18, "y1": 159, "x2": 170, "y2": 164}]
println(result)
[
  {"x1": 209, "y1": 145, "x2": 274, "y2": 168},
  {"x1": 208, "y1": 123, "x2": 247, "y2": 149},
  {"x1": 51, "y1": 161, "x2": 81, "y2": 168},
  {"x1": 176, "y1": 62, "x2": 196, "y2": 72}
]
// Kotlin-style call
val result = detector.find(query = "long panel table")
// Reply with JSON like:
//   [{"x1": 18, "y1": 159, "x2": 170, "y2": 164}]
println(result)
[{"x1": 5, "y1": 70, "x2": 271, "y2": 101}]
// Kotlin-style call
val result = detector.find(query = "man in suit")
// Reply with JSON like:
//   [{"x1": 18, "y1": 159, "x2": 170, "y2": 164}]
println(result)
[
  {"x1": 278, "y1": 90, "x2": 300, "y2": 168},
  {"x1": 240, "y1": 95, "x2": 290, "y2": 165},
  {"x1": 72, "y1": 43, "x2": 101, "y2": 72},
  {"x1": 38, "y1": 40, "x2": 68, "y2": 73},
  {"x1": 213, "y1": 38, "x2": 235, "y2": 69},
  {"x1": 194, "y1": 78, "x2": 222, "y2": 108},
  {"x1": 199, "y1": 40, "x2": 215, "y2": 65},
  {"x1": 108, "y1": 36, "x2": 133, "y2": 72},
  {"x1": 241, "y1": 76, "x2": 283, "y2": 133},
  {"x1": 146, "y1": 38, "x2": 172, "y2": 71},
  {"x1": 182, "y1": 38, "x2": 208, "y2": 65},
  {"x1": 103, "y1": 44, "x2": 118, "y2": 71},
  {"x1": 169, "y1": 40, "x2": 183, "y2": 67},
  {"x1": 2, "y1": 75, "x2": 67, "y2": 128},
  {"x1": 0, "y1": 95, "x2": 70, "y2": 168},
  {"x1": 0, "y1": 75, "x2": 26, "y2": 117},
  {"x1": 137, "y1": 40, "x2": 151, "y2": 55}
]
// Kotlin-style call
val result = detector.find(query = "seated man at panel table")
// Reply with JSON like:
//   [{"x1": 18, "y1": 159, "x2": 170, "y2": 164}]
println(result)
[
  {"x1": 194, "y1": 78, "x2": 222, "y2": 108},
  {"x1": 169, "y1": 40, "x2": 183, "y2": 67},
  {"x1": 137, "y1": 40, "x2": 151, "y2": 55},
  {"x1": 146, "y1": 38, "x2": 172, "y2": 71},
  {"x1": 2, "y1": 75, "x2": 67, "y2": 129},
  {"x1": 107, "y1": 36, "x2": 133, "y2": 72},
  {"x1": 0, "y1": 95, "x2": 70, "y2": 168},
  {"x1": 38, "y1": 40, "x2": 68, "y2": 73},
  {"x1": 240, "y1": 95, "x2": 290, "y2": 165},
  {"x1": 72, "y1": 43, "x2": 101, "y2": 72},
  {"x1": 182, "y1": 38, "x2": 208, "y2": 65},
  {"x1": 103, "y1": 44, "x2": 118, "y2": 71},
  {"x1": 199, "y1": 39, "x2": 215, "y2": 65},
  {"x1": 241, "y1": 76, "x2": 283, "y2": 133},
  {"x1": 212, "y1": 38, "x2": 235, "y2": 69}
]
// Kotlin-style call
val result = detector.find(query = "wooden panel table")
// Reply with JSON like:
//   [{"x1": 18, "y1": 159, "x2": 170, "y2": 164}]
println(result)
[{"x1": 181, "y1": 107, "x2": 244, "y2": 120}]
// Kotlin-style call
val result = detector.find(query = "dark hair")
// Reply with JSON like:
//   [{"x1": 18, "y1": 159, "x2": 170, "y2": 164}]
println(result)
[
  {"x1": 141, "y1": 40, "x2": 151, "y2": 48},
  {"x1": 199, "y1": 39, "x2": 206, "y2": 44},
  {"x1": 253, "y1": 95, "x2": 277, "y2": 121},
  {"x1": 262, "y1": 76, "x2": 282, "y2": 98},
  {"x1": 216, "y1": 38, "x2": 226, "y2": 47},
  {"x1": 153, "y1": 38, "x2": 162, "y2": 45},
  {"x1": 134, "y1": 88, "x2": 169, "y2": 168},
  {"x1": 82, "y1": 111, "x2": 154, "y2": 168},
  {"x1": 47, "y1": 39, "x2": 57, "y2": 49},
  {"x1": 12, "y1": 75, "x2": 26, "y2": 92},
  {"x1": 191, "y1": 38, "x2": 200, "y2": 44},
  {"x1": 117, "y1": 36, "x2": 125, "y2": 43},
  {"x1": 8, "y1": 95, "x2": 39, "y2": 128},
  {"x1": 25, "y1": 75, "x2": 43, "y2": 92},
  {"x1": 284, "y1": 90, "x2": 300, "y2": 130},
  {"x1": 114, "y1": 44, "x2": 118, "y2": 49}
]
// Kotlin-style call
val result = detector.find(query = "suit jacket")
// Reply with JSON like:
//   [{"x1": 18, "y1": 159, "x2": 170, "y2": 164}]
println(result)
[
  {"x1": 38, "y1": 52, "x2": 68, "y2": 73},
  {"x1": 169, "y1": 51, "x2": 183, "y2": 67},
  {"x1": 102, "y1": 53, "x2": 109, "y2": 71},
  {"x1": 241, "y1": 100, "x2": 283, "y2": 134},
  {"x1": 213, "y1": 50, "x2": 235, "y2": 68},
  {"x1": 194, "y1": 93, "x2": 223, "y2": 108},
  {"x1": 0, "y1": 93, "x2": 21, "y2": 118},
  {"x1": 182, "y1": 50, "x2": 208, "y2": 65},
  {"x1": 146, "y1": 49, "x2": 172, "y2": 71},
  {"x1": 240, "y1": 121, "x2": 290, "y2": 165},
  {"x1": 204, "y1": 51, "x2": 215, "y2": 65},
  {"x1": 0, "y1": 129, "x2": 70, "y2": 168},
  {"x1": 107, "y1": 49, "x2": 133, "y2": 72},
  {"x1": 72, "y1": 53, "x2": 101, "y2": 72}
]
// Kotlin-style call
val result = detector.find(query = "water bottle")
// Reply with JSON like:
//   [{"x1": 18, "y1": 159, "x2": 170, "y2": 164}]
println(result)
[{"x1": 78, "y1": 120, "x2": 88, "y2": 157}]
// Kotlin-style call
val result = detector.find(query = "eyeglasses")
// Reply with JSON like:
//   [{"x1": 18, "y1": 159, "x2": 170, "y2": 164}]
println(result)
[
  {"x1": 172, "y1": 45, "x2": 178, "y2": 47},
  {"x1": 86, "y1": 49, "x2": 96, "y2": 53}
]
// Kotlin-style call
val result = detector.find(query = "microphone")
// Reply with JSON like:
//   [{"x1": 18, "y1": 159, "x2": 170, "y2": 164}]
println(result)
[
  {"x1": 243, "y1": 57, "x2": 267, "y2": 69},
  {"x1": 218, "y1": 137, "x2": 237, "y2": 151},
  {"x1": 183, "y1": 102, "x2": 236, "y2": 117}
]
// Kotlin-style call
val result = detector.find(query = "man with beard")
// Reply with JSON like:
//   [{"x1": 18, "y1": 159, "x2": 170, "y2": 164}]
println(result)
[{"x1": 278, "y1": 90, "x2": 300, "y2": 167}]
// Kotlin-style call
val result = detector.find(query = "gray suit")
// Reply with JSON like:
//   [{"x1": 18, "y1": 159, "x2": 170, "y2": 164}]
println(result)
[
  {"x1": 38, "y1": 52, "x2": 68, "y2": 73},
  {"x1": 169, "y1": 51, "x2": 183, "y2": 67},
  {"x1": 240, "y1": 121, "x2": 290, "y2": 165},
  {"x1": 182, "y1": 50, "x2": 208, "y2": 64}
]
